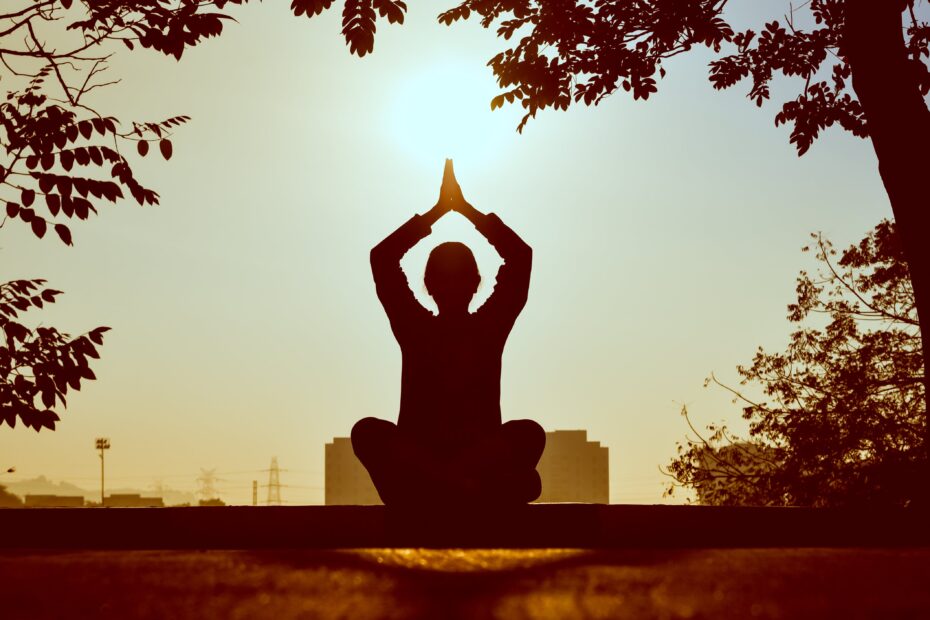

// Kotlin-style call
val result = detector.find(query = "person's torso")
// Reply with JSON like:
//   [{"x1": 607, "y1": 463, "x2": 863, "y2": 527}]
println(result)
[{"x1": 396, "y1": 312, "x2": 507, "y2": 447}]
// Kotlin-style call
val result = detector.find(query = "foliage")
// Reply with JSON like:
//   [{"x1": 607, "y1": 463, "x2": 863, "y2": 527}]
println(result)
[
  {"x1": 1, "y1": 279, "x2": 109, "y2": 431},
  {"x1": 0, "y1": 1, "x2": 410, "y2": 429},
  {"x1": 0, "y1": 2, "x2": 262, "y2": 430},
  {"x1": 431, "y1": 0, "x2": 930, "y2": 151},
  {"x1": 0, "y1": 0, "x2": 414, "y2": 246},
  {"x1": 665, "y1": 221, "x2": 925, "y2": 507},
  {"x1": 664, "y1": 411, "x2": 784, "y2": 506},
  {"x1": 0, "y1": 2, "x2": 224, "y2": 245}
]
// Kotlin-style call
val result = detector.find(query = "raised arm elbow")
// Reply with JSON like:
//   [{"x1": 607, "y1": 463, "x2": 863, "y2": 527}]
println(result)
[
  {"x1": 370, "y1": 241, "x2": 392, "y2": 268},
  {"x1": 510, "y1": 239, "x2": 532, "y2": 267},
  {"x1": 483, "y1": 213, "x2": 532, "y2": 261}
]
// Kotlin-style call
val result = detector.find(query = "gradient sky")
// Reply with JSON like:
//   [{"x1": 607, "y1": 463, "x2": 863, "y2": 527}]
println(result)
[{"x1": 1, "y1": 3, "x2": 892, "y2": 504}]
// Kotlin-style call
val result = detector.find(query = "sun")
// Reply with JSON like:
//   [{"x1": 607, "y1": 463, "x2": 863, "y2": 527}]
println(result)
[{"x1": 388, "y1": 60, "x2": 516, "y2": 173}]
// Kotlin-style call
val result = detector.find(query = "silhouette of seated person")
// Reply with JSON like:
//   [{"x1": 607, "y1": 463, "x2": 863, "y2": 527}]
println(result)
[{"x1": 352, "y1": 160, "x2": 545, "y2": 505}]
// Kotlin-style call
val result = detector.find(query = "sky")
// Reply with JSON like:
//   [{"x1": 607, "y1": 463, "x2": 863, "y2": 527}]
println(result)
[{"x1": 0, "y1": 2, "x2": 893, "y2": 504}]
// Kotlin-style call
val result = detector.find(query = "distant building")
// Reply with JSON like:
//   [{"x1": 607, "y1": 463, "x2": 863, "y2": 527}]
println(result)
[
  {"x1": 535, "y1": 430, "x2": 609, "y2": 504},
  {"x1": 104, "y1": 494, "x2": 164, "y2": 508},
  {"x1": 325, "y1": 429, "x2": 610, "y2": 505},
  {"x1": 24, "y1": 494, "x2": 85, "y2": 508},
  {"x1": 325, "y1": 437, "x2": 382, "y2": 505}
]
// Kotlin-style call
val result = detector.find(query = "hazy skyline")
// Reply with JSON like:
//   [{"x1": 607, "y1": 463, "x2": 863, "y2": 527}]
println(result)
[{"x1": 1, "y1": 4, "x2": 891, "y2": 504}]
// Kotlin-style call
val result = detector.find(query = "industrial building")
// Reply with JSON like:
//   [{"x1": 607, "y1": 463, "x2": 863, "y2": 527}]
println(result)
[
  {"x1": 324, "y1": 437, "x2": 383, "y2": 505},
  {"x1": 324, "y1": 429, "x2": 609, "y2": 505},
  {"x1": 534, "y1": 430, "x2": 609, "y2": 503},
  {"x1": 104, "y1": 494, "x2": 164, "y2": 507},
  {"x1": 24, "y1": 494, "x2": 85, "y2": 508}
]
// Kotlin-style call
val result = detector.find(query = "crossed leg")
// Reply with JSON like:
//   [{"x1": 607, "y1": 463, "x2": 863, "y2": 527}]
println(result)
[{"x1": 351, "y1": 417, "x2": 546, "y2": 505}]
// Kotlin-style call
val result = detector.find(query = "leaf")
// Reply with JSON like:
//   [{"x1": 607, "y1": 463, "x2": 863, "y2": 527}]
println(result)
[
  {"x1": 137, "y1": 140, "x2": 149, "y2": 157},
  {"x1": 78, "y1": 120, "x2": 93, "y2": 139},
  {"x1": 88, "y1": 147, "x2": 103, "y2": 166},
  {"x1": 159, "y1": 139, "x2": 173, "y2": 160},
  {"x1": 73, "y1": 178, "x2": 88, "y2": 197},
  {"x1": 60, "y1": 150, "x2": 75, "y2": 171},
  {"x1": 341, "y1": 0, "x2": 376, "y2": 57},
  {"x1": 56, "y1": 177, "x2": 72, "y2": 197},
  {"x1": 291, "y1": 0, "x2": 336, "y2": 17},
  {"x1": 373, "y1": 0, "x2": 405, "y2": 24},
  {"x1": 38, "y1": 175, "x2": 54, "y2": 194},
  {"x1": 31, "y1": 217, "x2": 47, "y2": 239},
  {"x1": 73, "y1": 197, "x2": 90, "y2": 220},
  {"x1": 88, "y1": 327, "x2": 111, "y2": 345},
  {"x1": 4, "y1": 322, "x2": 29, "y2": 343},
  {"x1": 6, "y1": 202, "x2": 19, "y2": 218},
  {"x1": 46, "y1": 194, "x2": 61, "y2": 216},
  {"x1": 55, "y1": 223, "x2": 72, "y2": 246}
]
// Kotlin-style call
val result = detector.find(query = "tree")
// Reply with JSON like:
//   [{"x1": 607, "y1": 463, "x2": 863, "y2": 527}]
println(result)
[
  {"x1": 1, "y1": 279, "x2": 109, "y2": 430},
  {"x1": 0, "y1": 1, "x2": 212, "y2": 430},
  {"x1": 665, "y1": 221, "x2": 924, "y2": 507},
  {"x1": 430, "y1": 0, "x2": 930, "y2": 467},
  {"x1": 664, "y1": 416, "x2": 783, "y2": 506},
  {"x1": 1, "y1": 0, "x2": 410, "y2": 428}
]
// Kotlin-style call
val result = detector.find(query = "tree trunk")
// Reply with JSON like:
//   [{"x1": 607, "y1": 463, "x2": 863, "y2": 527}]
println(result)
[{"x1": 845, "y1": 0, "x2": 930, "y2": 480}]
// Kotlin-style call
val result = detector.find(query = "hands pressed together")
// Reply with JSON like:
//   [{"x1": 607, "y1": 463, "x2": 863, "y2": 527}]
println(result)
[{"x1": 428, "y1": 159, "x2": 481, "y2": 224}]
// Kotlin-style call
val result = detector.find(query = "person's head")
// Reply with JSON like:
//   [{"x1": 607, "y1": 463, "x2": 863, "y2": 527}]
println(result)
[{"x1": 425, "y1": 242, "x2": 480, "y2": 313}]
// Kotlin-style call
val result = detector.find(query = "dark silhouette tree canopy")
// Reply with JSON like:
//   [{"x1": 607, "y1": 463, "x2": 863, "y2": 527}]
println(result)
[
  {"x1": 666, "y1": 221, "x2": 924, "y2": 507},
  {"x1": 1, "y1": 280, "x2": 109, "y2": 431}
]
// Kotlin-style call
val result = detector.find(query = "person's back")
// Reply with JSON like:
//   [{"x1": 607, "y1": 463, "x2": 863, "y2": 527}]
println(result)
[
  {"x1": 353, "y1": 160, "x2": 543, "y2": 505},
  {"x1": 399, "y1": 312, "x2": 504, "y2": 448}
]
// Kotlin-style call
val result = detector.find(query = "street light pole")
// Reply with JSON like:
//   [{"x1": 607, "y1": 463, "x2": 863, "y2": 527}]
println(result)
[{"x1": 95, "y1": 438, "x2": 110, "y2": 506}]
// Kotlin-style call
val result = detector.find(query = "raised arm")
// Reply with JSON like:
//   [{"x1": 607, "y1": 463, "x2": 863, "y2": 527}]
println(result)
[
  {"x1": 446, "y1": 163, "x2": 532, "y2": 323},
  {"x1": 370, "y1": 175, "x2": 452, "y2": 332}
]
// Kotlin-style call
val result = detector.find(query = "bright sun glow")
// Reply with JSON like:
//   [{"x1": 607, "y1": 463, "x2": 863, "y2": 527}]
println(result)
[{"x1": 388, "y1": 60, "x2": 517, "y2": 173}]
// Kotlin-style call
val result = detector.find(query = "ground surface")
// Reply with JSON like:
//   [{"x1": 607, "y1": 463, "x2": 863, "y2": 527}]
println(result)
[{"x1": 2, "y1": 548, "x2": 929, "y2": 619}]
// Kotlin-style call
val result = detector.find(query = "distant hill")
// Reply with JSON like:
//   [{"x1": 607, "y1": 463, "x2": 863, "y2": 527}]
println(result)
[
  {"x1": 6, "y1": 476, "x2": 86, "y2": 499},
  {"x1": 5, "y1": 476, "x2": 196, "y2": 506},
  {"x1": 0, "y1": 485, "x2": 23, "y2": 508}
]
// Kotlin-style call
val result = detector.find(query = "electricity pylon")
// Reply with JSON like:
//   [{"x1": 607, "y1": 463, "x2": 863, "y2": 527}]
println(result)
[
  {"x1": 197, "y1": 468, "x2": 219, "y2": 501},
  {"x1": 266, "y1": 457, "x2": 282, "y2": 505}
]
